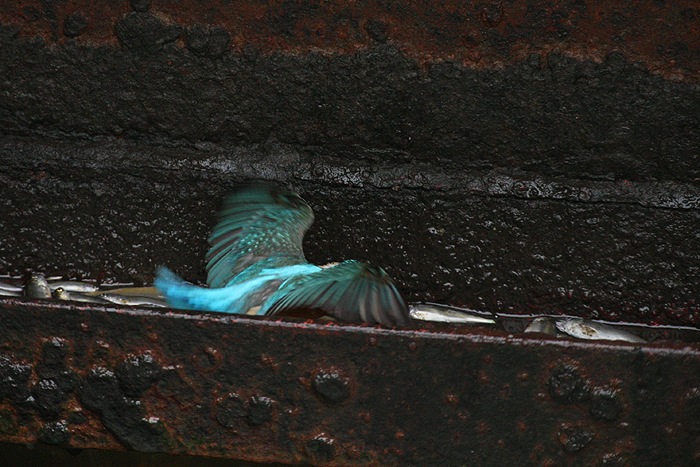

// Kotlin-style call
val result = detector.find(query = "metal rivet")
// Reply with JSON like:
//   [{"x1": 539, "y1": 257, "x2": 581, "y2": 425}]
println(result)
[
  {"x1": 312, "y1": 369, "x2": 351, "y2": 404},
  {"x1": 558, "y1": 425, "x2": 594, "y2": 452},
  {"x1": 305, "y1": 433, "x2": 336, "y2": 463},
  {"x1": 215, "y1": 393, "x2": 246, "y2": 428},
  {"x1": 589, "y1": 388, "x2": 623, "y2": 422},
  {"x1": 548, "y1": 365, "x2": 589, "y2": 404},
  {"x1": 247, "y1": 396, "x2": 273, "y2": 426}
]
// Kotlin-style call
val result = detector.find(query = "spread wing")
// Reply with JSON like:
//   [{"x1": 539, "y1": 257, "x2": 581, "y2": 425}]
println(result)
[
  {"x1": 262, "y1": 260, "x2": 410, "y2": 327},
  {"x1": 205, "y1": 183, "x2": 315, "y2": 288}
]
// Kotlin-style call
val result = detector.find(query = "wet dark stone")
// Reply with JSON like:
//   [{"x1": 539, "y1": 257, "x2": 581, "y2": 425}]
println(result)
[
  {"x1": 558, "y1": 426, "x2": 594, "y2": 452},
  {"x1": 548, "y1": 366, "x2": 589, "y2": 404},
  {"x1": 589, "y1": 388, "x2": 623, "y2": 422},
  {"x1": 115, "y1": 353, "x2": 162, "y2": 397},
  {"x1": 115, "y1": 13, "x2": 182, "y2": 55},
  {"x1": 305, "y1": 434, "x2": 336, "y2": 463},
  {"x1": 312, "y1": 369, "x2": 351, "y2": 404},
  {"x1": 215, "y1": 394, "x2": 247, "y2": 428},
  {"x1": 63, "y1": 12, "x2": 88, "y2": 38},
  {"x1": 247, "y1": 396, "x2": 273, "y2": 426},
  {"x1": 186, "y1": 26, "x2": 230, "y2": 59},
  {"x1": 39, "y1": 420, "x2": 70, "y2": 445},
  {"x1": 0, "y1": 355, "x2": 32, "y2": 403}
]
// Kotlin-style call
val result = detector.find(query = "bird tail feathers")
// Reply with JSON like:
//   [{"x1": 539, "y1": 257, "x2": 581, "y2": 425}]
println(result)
[{"x1": 154, "y1": 267, "x2": 242, "y2": 313}]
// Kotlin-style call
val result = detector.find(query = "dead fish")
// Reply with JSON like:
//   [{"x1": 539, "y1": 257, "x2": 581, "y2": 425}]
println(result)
[
  {"x1": 24, "y1": 273, "x2": 51, "y2": 298},
  {"x1": 555, "y1": 318, "x2": 646, "y2": 344},
  {"x1": 53, "y1": 288, "x2": 114, "y2": 304},
  {"x1": 0, "y1": 288, "x2": 22, "y2": 297},
  {"x1": 409, "y1": 303, "x2": 496, "y2": 324},
  {"x1": 48, "y1": 280, "x2": 99, "y2": 293},
  {"x1": 524, "y1": 317, "x2": 557, "y2": 335},
  {"x1": 97, "y1": 293, "x2": 168, "y2": 308},
  {"x1": 0, "y1": 281, "x2": 23, "y2": 293}
]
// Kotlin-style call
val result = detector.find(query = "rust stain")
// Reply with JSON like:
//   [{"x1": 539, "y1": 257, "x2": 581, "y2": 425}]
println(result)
[
  {"x1": 0, "y1": 1, "x2": 697, "y2": 80},
  {"x1": 0, "y1": 298, "x2": 698, "y2": 464}
]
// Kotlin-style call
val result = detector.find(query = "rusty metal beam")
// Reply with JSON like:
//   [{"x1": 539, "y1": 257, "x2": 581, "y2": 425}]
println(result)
[
  {"x1": 1, "y1": 298, "x2": 698, "y2": 465},
  {"x1": 0, "y1": 1, "x2": 698, "y2": 80}
]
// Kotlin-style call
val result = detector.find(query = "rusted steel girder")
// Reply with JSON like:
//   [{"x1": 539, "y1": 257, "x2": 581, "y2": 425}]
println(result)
[
  {"x1": 0, "y1": 298, "x2": 698, "y2": 465},
  {"x1": 0, "y1": 0, "x2": 697, "y2": 80}
]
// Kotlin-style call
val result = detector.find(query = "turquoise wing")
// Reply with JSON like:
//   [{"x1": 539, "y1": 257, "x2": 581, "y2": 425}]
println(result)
[
  {"x1": 261, "y1": 260, "x2": 410, "y2": 327},
  {"x1": 205, "y1": 183, "x2": 315, "y2": 288}
]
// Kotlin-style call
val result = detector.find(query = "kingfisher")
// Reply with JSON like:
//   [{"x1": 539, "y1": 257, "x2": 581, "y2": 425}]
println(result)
[{"x1": 155, "y1": 183, "x2": 410, "y2": 327}]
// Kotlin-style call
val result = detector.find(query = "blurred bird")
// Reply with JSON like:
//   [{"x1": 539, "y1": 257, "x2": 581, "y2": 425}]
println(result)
[{"x1": 155, "y1": 183, "x2": 409, "y2": 327}]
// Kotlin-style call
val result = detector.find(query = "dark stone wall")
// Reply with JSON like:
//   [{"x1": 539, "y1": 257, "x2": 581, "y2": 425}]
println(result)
[{"x1": 0, "y1": 2, "x2": 699, "y2": 326}]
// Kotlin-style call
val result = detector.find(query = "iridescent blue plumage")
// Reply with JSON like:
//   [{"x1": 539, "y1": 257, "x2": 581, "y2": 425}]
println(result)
[{"x1": 155, "y1": 183, "x2": 410, "y2": 326}]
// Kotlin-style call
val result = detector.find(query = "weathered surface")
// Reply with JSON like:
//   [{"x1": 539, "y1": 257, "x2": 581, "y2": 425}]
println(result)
[
  {"x1": 0, "y1": 441, "x2": 266, "y2": 466},
  {"x1": 0, "y1": 1, "x2": 699, "y2": 462},
  {"x1": 1, "y1": 137, "x2": 699, "y2": 326},
  {"x1": 0, "y1": 30, "x2": 698, "y2": 182},
  {"x1": 1, "y1": 1, "x2": 698, "y2": 80},
  {"x1": 0, "y1": 1, "x2": 699, "y2": 179},
  {"x1": 0, "y1": 299, "x2": 698, "y2": 465}
]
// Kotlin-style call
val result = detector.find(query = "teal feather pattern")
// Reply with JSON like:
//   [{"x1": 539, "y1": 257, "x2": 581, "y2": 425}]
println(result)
[{"x1": 156, "y1": 183, "x2": 410, "y2": 326}]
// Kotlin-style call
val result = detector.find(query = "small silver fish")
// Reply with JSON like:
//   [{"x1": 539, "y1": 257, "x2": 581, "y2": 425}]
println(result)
[
  {"x1": 24, "y1": 273, "x2": 51, "y2": 298},
  {"x1": 53, "y1": 288, "x2": 114, "y2": 304},
  {"x1": 555, "y1": 318, "x2": 646, "y2": 344},
  {"x1": 48, "y1": 280, "x2": 99, "y2": 293},
  {"x1": 409, "y1": 303, "x2": 496, "y2": 324},
  {"x1": 0, "y1": 288, "x2": 22, "y2": 297},
  {"x1": 0, "y1": 281, "x2": 23, "y2": 293},
  {"x1": 97, "y1": 293, "x2": 168, "y2": 308},
  {"x1": 524, "y1": 317, "x2": 557, "y2": 335},
  {"x1": 71, "y1": 292, "x2": 114, "y2": 304}
]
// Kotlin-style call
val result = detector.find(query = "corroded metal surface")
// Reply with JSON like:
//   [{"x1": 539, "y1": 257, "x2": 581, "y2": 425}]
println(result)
[
  {"x1": 0, "y1": 298, "x2": 698, "y2": 464},
  {"x1": 2, "y1": 138, "x2": 699, "y2": 327},
  {"x1": 0, "y1": 1, "x2": 698, "y2": 80},
  {"x1": 0, "y1": 1, "x2": 698, "y2": 462}
]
